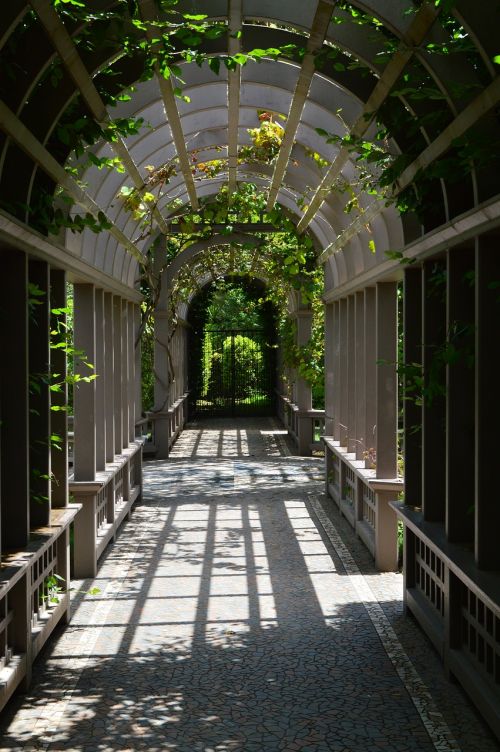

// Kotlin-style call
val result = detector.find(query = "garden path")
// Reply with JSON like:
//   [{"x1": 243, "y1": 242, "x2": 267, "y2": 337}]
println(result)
[{"x1": 0, "y1": 418, "x2": 498, "y2": 752}]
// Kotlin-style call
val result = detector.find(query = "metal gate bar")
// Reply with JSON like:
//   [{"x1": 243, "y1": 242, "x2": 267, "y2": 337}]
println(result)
[{"x1": 192, "y1": 328, "x2": 274, "y2": 417}]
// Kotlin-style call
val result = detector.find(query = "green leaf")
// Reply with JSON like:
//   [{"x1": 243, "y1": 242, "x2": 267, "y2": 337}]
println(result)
[{"x1": 208, "y1": 57, "x2": 221, "y2": 75}]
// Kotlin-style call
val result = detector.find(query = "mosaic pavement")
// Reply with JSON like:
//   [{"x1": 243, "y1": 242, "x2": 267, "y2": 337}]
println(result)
[{"x1": 0, "y1": 418, "x2": 498, "y2": 752}]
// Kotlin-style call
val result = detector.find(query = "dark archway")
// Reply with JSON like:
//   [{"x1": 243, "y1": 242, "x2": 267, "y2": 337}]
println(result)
[{"x1": 187, "y1": 276, "x2": 278, "y2": 419}]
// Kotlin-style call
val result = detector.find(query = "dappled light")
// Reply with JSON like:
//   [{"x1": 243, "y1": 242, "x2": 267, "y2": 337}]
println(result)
[
  {"x1": 1, "y1": 0, "x2": 500, "y2": 746},
  {"x1": 1, "y1": 420, "x2": 496, "y2": 752}
]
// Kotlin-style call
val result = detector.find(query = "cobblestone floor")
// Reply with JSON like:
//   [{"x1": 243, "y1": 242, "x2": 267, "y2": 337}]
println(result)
[{"x1": 1, "y1": 418, "x2": 498, "y2": 752}]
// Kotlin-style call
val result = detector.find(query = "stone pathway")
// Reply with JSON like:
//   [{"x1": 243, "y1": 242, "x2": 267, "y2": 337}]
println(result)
[{"x1": 1, "y1": 418, "x2": 498, "y2": 752}]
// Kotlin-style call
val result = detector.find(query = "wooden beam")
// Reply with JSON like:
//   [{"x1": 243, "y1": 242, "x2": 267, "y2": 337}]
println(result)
[
  {"x1": 297, "y1": 1, "x2": 440, "y2": 233},
  {"x1": 30, "y1": 0, "x2": 170, "y2": 235},
  {"x1": 266, "y1": 0, "x2": 336, "y2": 211},
  {"x1": 139, "y1": 0, "x2": 199, "y2": 211},
  {"x1": 227, "y1": 0, "x2": 242, "y2": 198},
  {"x1": 169, "y1": 222, "x2": 279, "y2": 233},
  {"x1": 318, "y1": 74, "x2": 500, "y2": 264},
  {"x1": 0, "y1": 99, "x2": 143, "y2": 263}
]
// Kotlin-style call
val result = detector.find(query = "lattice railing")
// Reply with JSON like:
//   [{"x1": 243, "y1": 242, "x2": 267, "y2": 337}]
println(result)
[
  {"x1": 460, "y1": 583, "x2": 500, "y2": 688},
  {"x1": 362, "y1": 484, "x2": 376, "y2": 530},
  {"x1": 0, "y1": 591, "x2": 14, "y2": 671},
  {"x1": 96, "y1": 485, "x2": 108, "y2": 532},
  {"x1": 30, "y1": 541, "x2": 59, "y2": 631},
  {"x1": 414, "y1": 537, "x2": 445, "y2": 619},
  {"x1": 343, "y1": 466, "x2": 356, "y2": 507}
]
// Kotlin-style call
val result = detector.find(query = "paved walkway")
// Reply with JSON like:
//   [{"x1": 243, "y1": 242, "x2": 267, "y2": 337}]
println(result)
[{"x1": 1, "y1": 418, "x2": 498, "y2": 751}]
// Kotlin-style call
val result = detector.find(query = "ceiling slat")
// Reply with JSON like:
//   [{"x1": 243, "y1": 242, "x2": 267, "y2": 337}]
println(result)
[
  {"x1": 318, "y1": 74, "x2": 500, "y2": 263},
  {"x1": 139, "y1": 0, "x2": 199, "y2": 211},
  {"x1": 228, "y1": 0, "x2": 242, "y2": 198},
  {"x1": 0, "y1": 98, "x2": 143, "y2": 263},
  {"x1": 266, "y1": 0, "x2": 336, "y2": 212},
  {"x1": 296, "y1": 2, "x2": 440, "y2": 233},
  {"x1": 30, "y1": 0, "x2": 170, "y2": 235}
]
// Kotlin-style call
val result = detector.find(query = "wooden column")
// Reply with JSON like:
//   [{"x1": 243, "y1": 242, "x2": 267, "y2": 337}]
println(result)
[
  {"x1": 128, "y1": 302, "x2": 136, "y2": 442},
  {"x1": 153, "y1": 307, "x2": 170, "y2": 458},
  {"x1": 94, "y1": 288, "x2": 106, "y2": 472},
  {"x1": 73, "y1": 284, "x2": 96, "y2": 482},
  {"x1": 113, "y1": 296, "x2": 123, "y2": 455},
  {"x1": 134, "y1": 304, "x2": 142, "y2": 429},
  {"x1": 364, "y1": 287, "x2": 376, "y2": 468},
  {"x1": 355, "y1": 291, "x2": 365, "y2": 461},
  {"x1": 324, "y1": 303, "x2": 334, "y2": 436},
  {"x1": 347, "y1": 295, "x2": 356, "y2": 453},
  {"x1": 475, "y1": 236, "x2": 500, "y2": 569},
  {"x1": 376, "y1": 281, "x2": 398, "y2": 479},
  {"x1": 28, "y1": 260, "x2": 51, "y2": 527},
  {"x1": 422, "y1": 260, "x2": 446, "y2": 521},
  {"x1": 50, "y1": 269, "x2": 68, "y2": 508},
  {"x1": 446, "y1": 246, "x2": 475, "y2": 543},
  {"x1": 121, "y1": 299, "x2": 129, "y2": 450},
  {"x1": 104, "y1": 292, "x2": 115, "y2": 463},
  {"x1": 339, "y1": 297, "x2": 348, "y2": 447},
  {"x1": 333, "y1": 301, "x2": 341, "y2": 442},
  {"x1": 403, "y1": 267, "x2": 422, "y2": 508},
  {"x1": 296, "y1": 310, "x2": 313, "y2": 456},
  {"x1": 296, "y1": 310, "x2": 312, "y2": 411},
  {"x1": 0, "y1": 249, "x2": 29, "y2": 549},
  {"x1": 154, "y1": 252, "x2": 170, "y2": 458}
]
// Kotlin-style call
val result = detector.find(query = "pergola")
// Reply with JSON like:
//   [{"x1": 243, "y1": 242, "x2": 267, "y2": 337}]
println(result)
[{"x1": 0, "y1": 0, "x2": 499, "y2": 739}]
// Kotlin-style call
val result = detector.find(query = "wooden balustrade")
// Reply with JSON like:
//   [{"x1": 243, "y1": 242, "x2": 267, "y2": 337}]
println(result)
[
  {"x1": 276, "y1": 391, "x2": 325, "y2": 455},
  {"x1": 0, "y1": 506, "x2": 78, "y2": 713},
  {"x1": 323, "y1": 437, "x2": 403, "y2": 571},
  {"x1": 134, "y1": 392, "x2": 189, "y2": 458},
  {"x1": 70, "y1": 441, "x2": 143, "y2": 578},
  {"x1": 392, "y1": 502, "x2": 500, "y2": 739}
]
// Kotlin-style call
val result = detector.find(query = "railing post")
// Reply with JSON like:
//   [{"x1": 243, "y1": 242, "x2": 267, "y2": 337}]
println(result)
[
  {"x1": 73, "y1": 490, "x2": 98, "y2": 578},
  {"x1": 297, "y1": 414, "x2": 313, "y2": 456},
  {"x1": 375, "y1": 490, "x2": 398, "y2": 571}
]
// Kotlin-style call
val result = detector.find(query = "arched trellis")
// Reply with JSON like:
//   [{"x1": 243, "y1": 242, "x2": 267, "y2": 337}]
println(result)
[
  {"x1": 150, "y1": 231, "x2": 316, "y2": 457},
  {"x1": 0, "y1": 4, "x2": 499, "y2": 732}
]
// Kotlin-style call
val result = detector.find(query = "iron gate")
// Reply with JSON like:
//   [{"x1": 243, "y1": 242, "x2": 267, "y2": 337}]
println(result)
[{"x1": 191, "y1": 328, "x2": 275, "y2": 417}]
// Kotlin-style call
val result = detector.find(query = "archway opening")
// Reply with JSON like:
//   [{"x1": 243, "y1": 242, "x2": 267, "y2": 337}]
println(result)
[{"x1": 187, "y1": 276, "x2": 278, "y2": 418}]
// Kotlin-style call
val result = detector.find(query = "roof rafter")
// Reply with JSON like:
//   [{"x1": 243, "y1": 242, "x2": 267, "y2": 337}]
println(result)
[
  {"x1": 318, "y1": 73, "x2": 500, "y2": 263},
  {"x1": 296, "y1": 1, "x2": 440, "y2": 233},
  {"x1": 266, "y1": 0, "x2": 336, "y2": 212},
  {"x1": 29, "y1": 0, "x2": 170, "y2": 235},
  {"x1": 139, "y1": 0, "x2": 199, "y2": 211},
  {"x1": 0, "y1": 99, "x2": 143, "y2": 263},
  {"x1": 227, "y1": 0, "x2": 242, "y2": 198}
]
